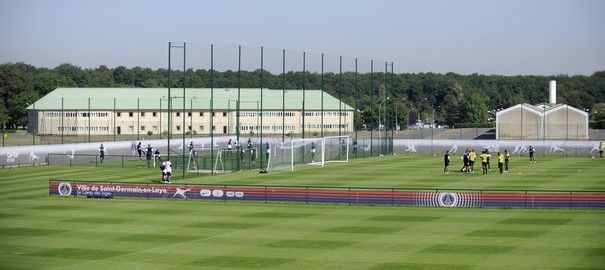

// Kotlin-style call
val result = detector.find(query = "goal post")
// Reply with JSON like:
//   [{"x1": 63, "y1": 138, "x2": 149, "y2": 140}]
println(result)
[
  {"x1": 290, "y1": 138, "x2": 324, "y2": 171},
  {"x1": 323, "y1": 135, "x2": 349, "y2": 163}
]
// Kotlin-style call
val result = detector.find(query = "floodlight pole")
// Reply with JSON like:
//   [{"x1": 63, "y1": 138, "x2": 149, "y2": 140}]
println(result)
[
  {"x1": 282, "y1": 49, "x2": 285, "y2": 142},
  {"x1": 302, "y1": 51, "x2": 306, "y2": 139},
  {"x1": 339, "y1": 55, "x2": 343, "y2": 137},
  {"x1": 354, "y1": 58, "x2": 358, "y2": 158},
  {"x1": 321, "y1": 53, "x2": 324, "y2": 138},
  {"x1": 182, "y1": 42, "x2": 186, "y2": 178},
  {"x1": 210, "y1": 44, "x2": 214, "y2": 174},
  {"x1": 384, "y1": 61, "x2": 388, "y2": 156},
  {"x1": 167, "y1": 42, "x2": 172, "y2": 161},
  {"x1": 370, "y1": 60, "x2": 373, "y2": 156},
  {"x1": 260, "y1": 46, "x2": 264, "y2": 171},
  {"x1": 237, "y1": 45, "x2": 241, "y2": 171},
  {"x1": 391, "y1": 62, "x2": 394, "y2": 155}
]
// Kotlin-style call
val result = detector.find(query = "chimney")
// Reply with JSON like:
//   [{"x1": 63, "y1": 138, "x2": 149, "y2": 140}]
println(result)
[{"x1": 549, "y1": 80, "x2": 556, "y2": 105}]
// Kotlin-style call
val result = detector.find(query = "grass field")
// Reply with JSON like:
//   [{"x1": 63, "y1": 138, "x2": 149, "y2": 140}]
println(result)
[{"x1": 1, "y1": 156, "x2": 604, "y2": 269}]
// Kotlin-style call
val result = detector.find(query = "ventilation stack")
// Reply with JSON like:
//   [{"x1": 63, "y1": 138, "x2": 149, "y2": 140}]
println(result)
[{"x1": 549, "y1": 80, "x2": 556, "y2": 105}]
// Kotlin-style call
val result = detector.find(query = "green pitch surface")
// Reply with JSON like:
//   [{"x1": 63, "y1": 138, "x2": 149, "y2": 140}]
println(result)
[{"x1": 1, "y1": 156, "x2": 604, "y2": 269}]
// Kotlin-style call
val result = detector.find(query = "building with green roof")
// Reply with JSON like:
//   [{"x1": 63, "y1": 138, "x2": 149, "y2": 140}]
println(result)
[{"x1": 27, "y1": 88, "x2": 354, "y2": 136}]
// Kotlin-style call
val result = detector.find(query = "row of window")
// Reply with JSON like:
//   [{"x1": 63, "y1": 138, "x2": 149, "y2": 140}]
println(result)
[
  {"x1": 239, "y1": 125, "x2": 296, "y2": 131},
  {"x1": 43, "y1": 111, "x2": 349, "y2": 118},
  {"x1": 304, "y1": 124, "x2": 349, "y2": 129},
  {"x1": 45, "y1": 112, "x2": 109, "y2": 118},
  {"x1": 53, "y1": 124, "x2": 347, "y2": 133},
  {"x1": 237, "y1": 112, "x2": 296, "y2": 118},
  {"x1": 304, "y1": 112, "x2": 349, "y2": 117},
  {"x1": 57, "y1": 126, "x2": 110, "y2": 131},
  {"x1": 116, "y1": 112, "x2": 229, "y2": 118}
]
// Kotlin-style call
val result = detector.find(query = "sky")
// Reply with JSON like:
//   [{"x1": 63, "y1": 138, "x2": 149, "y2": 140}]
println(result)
[{"x1": 0, "y1": 0, "x2": 604, "y2": 76}]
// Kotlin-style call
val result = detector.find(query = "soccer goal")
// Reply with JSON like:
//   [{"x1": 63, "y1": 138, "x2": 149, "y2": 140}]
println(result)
[
  {"x1": 290, "y1": 138, "x2": 324, "y2": 171},
  {"x1": 189, "y1": 147, "x2": 225, "y2": 174},
  {"x1": 323, "y1": 135, "x2": 349, "y2": 163}
]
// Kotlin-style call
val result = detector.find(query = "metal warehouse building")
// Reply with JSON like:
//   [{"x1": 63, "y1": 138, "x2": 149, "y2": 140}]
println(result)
[
  {"x1": 27, "y1": 88, "x2": 354, "y2": 136},
  {"x1": 496, "y1": 81, "x2": 588, "y2": 140}
]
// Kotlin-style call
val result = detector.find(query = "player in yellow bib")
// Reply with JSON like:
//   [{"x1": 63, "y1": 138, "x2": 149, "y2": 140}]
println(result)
[
  {"x1": 480, "y1": 150, "x2": 489, "y2": 175},
  {"x1": 469, "y1": 149, "x2": 476, "y2": 173},
  {"x1": 498, "y1": 152, "x2": 505, "y2": 174}
]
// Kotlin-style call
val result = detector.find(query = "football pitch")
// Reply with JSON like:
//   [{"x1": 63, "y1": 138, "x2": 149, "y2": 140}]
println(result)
[{"x1": 1, "y1": 156, "x2": 604, "y2": 269}]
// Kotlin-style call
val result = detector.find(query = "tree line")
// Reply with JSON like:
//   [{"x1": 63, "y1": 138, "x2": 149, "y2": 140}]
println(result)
[{"x1": 1, "y1": 62, "x2": 604, "y2": 129}]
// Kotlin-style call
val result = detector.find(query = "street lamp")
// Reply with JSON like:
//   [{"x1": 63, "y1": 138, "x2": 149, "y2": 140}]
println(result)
[{"x1": 431, "y1": 105, "x2": 440, "y2": 155}]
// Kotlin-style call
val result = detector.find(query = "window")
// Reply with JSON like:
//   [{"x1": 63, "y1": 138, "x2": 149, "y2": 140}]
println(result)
[
  {"x1": 129, "y1": 112, "x2": 133, "y2": 117},
  {"x1": 188, "y1": 126, "x2": 192, "y2": 131},
  {"x1": 141, "y1": 112, "x2": 145, "y2": 117},
  {"x1": 117, "y1": 112, "x2": 122, "y2": 117},
  {"x1": 176, "y1": 112, "x2": 180, "y2": 117},
  {"x1": 199, "y1": 126, "x2": 204, "y2": 131},
  {"x1": 187, "y1": 112, "x2": 192, "y2": 117},
  {"x1": 128, "y1": 126, "x2": 134, "y2": 132},
  {"x1": 199, "y1": 112, "x2": 204, "y2": 117},
  {"x1": 152, "y1": 112, "x2": 157, "y2": 117},
  {"x1": 212, "y1": 125, "x2": 216, "y2": 131},
  {"x1": 141, "y1": 126, "x2": 146, "y2": 131},
  {"x1": 176, "y1": 126, "x2": 181, "y2": 131},
  {"x1": 222, "y1": 112, "x2": 227, "y2": 117},
  {"x1": 212, "y1": 112, "x2": 216, "y2": 117},
  {"x1": 153, "y1": 126, "x2": 158, "y2": 131}
]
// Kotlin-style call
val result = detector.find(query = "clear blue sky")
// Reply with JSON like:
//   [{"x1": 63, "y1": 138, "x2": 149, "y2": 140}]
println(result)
[{"x1": 1, "y1": 0, "x2": 604, "y2": 75}]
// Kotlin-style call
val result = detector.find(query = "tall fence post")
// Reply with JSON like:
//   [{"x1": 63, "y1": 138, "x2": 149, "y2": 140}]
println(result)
[
  {"x1": 305, "y1": 186, "x2": 308, "y2": 205},
  {"x1": 348, "y1": 187, "x2": 351, "y2": 206},
  {"x1": 113, "y1": 98, "x2": 116, "y2": 142},
  {"x1": 61, "y1": 98, "x2": 64, "y2": 144},
  {"x1": 87, "y1": 98, "x2": 91, "y2": 143},
  {"x1": 524, "y1": 190, "x2": 527, "y2": 209}
]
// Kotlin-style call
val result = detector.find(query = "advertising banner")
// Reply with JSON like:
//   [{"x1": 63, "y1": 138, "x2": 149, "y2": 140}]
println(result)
[{"x1": 49, "y1": 181, "x2": 605, "y2": 209}]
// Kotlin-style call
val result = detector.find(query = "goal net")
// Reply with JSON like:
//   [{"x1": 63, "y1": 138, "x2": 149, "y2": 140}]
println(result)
[
  {"x1": 323, "y1": 135, "x2": 349, "y2": 163},
  {"x1": 290, "y1": 138, "x2": 324, "y2": 171}
]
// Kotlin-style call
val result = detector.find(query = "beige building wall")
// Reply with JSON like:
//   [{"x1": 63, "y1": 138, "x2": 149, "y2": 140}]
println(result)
[
  {"x1": 497, "y1": 104, "x2": 588, "y2": 140},
  {"x1": 545, "y1": 106, "x2": 588, "y2": 140},
  {"x1": 35, "y1": 110, "x2": 354, "y2": 136},
  {"x1": 497, "y1": 105, "x2": 541, "y2": 140}
]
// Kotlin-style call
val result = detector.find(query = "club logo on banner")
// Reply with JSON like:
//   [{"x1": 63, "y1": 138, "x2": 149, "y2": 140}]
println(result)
[
  {"x1": 58, "y1": 182, "x2": 72, "y2": 196},
  {"x1": 415, "y1": 192, "x2": 482, "y2": 208},
  {"x1": 438, "y1": 192, "x2": 458, "y2": 207}
]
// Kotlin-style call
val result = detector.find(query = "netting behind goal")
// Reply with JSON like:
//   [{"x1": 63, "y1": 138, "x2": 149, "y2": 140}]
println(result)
[
  {"x1": 324, "y1": 135, "x2": 349, "y2": 163},
  {"x1": 290, "y1": 138, "x2": 324, "y2": 171}
]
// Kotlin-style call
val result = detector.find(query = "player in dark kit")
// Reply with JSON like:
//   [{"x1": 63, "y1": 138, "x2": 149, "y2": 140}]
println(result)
[
  {"x1": 444, "y1": 150, "x2": 450, "y2": 173},
  {"x1": 146, "y1": 144, "x2": 153, "y2": 168},
  {"x1": 98, "y1": 143, "x2": 106, "y2": 163},
  {"x1": 504, "y1": 149, "x2": 510, "y2": 172},
  {"x1": 137, "y1": 142, "x2": 143, "y2": 159},
  {"x1": 529, "y1": 146, "x2": 536, "y2": 163},
  {"x1": 460, "y1": 151, "x2": 469, "y2": 173}
]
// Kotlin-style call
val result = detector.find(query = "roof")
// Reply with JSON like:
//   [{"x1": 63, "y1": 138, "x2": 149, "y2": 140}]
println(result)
[
  {"x1": 496, "y1": 103, "x2": 543, "y2": 117},
  {"x1": 28, "y1": 88, "x2": 354, "y2": 111},
  {"x1": 496, "y1": 103, "x2": 588, "y2": 118}
]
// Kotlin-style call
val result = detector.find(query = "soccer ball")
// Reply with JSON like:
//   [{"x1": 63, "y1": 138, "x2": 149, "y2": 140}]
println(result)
[{"x1": 592, "y1": 156, "x2": 595, "y2": 159}]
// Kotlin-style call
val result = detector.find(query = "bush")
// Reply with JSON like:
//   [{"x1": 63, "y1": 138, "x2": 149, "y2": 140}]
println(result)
[
  {"x1": 312, "y1": 131, "x2": 319, "y2": 137},
  {"x1": 147, "y1": 131, "x2": 153, "y2": 136}
]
